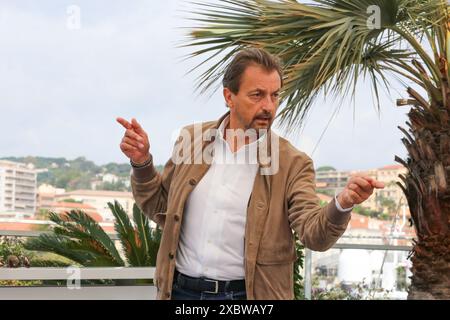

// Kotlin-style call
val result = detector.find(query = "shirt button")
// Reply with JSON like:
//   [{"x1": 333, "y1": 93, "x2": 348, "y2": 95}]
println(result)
[
  {"x1": 189, "y1": 178, "x2": 197, "y2": 186},
  {"x1": 174, "y1": 215, "x2": 180, "y2": 222},
  {"x1": 169, "y1": 253, "x2": 174, "y2": 259},
  {"x1": 166, "y1": 292, "x2": 171, "y2": 299}
]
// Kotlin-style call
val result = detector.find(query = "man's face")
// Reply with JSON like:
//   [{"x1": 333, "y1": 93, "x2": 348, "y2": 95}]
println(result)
[{"x1": 224, "y1": 64, "x2": 281, "y2": 131}]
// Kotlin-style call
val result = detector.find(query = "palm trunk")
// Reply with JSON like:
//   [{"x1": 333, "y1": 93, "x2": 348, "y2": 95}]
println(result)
[{"x1": 396, "y1": 57, "x2": 450, "y2": 299}]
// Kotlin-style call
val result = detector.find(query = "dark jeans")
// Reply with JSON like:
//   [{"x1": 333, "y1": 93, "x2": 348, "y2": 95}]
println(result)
[{"x1": 171, "y1": 280, "x2": 247, "y2": 300}]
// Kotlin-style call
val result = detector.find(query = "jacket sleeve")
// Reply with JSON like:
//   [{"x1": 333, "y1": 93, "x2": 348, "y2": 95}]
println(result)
[
  {"x1": 130, "y1": 153, "x2": 176, "y2": 228},
  {"x1": 286, "y1": 156, "x2": 351, "y2": 252}
]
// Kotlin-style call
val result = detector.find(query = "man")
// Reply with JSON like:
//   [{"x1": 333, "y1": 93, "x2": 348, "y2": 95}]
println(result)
[{"x1": 117, "y1": 48, "x2": 384, "y2": 300}]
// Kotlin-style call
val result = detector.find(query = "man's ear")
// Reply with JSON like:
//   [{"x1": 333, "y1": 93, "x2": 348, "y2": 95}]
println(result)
[{"x1": 223, "y1": 87, "x2": 234, "y2": 109}]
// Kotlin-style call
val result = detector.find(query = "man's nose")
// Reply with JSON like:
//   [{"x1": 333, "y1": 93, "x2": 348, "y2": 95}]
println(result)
[{"x1": 261, "y1": 96, "x2": 277, "y2": 113}]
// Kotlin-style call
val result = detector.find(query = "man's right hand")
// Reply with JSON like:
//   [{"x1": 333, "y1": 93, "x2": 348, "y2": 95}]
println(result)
[{"x1": 117, "y1": 117, "x2": 151, "y2": 165}]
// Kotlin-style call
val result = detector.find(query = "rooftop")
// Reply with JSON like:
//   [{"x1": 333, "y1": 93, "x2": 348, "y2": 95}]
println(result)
[{"x1": 56, "y1": 190, "x2": 132, "y2": 198}]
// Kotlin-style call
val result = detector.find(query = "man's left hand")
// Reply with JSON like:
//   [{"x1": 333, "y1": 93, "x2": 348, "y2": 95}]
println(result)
[{"x1": 337, "y1": 174, "x2": 385, "y2": 209}]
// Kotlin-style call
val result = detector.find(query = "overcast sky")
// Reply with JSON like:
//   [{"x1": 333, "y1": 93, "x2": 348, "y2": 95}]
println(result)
[{"x1": 0, "y1": 0, "x2": 412, "y2": 171}]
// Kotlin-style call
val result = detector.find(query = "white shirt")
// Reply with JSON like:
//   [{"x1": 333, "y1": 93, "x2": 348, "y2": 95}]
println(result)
[
  {"x1": 175, "y1": 116, "x2": 260, "y2": 280},
  {"x1": 175, "y1": 116, "x2": 352, "y2": 281}
]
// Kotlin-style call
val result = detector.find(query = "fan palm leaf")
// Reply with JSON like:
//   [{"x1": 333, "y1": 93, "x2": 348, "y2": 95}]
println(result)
[{"x1": 184, "y1": 0, "x2": 447, "y2": 129}]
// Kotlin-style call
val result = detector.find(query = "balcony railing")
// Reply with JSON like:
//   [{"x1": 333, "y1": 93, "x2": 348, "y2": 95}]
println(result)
[
  {"x1": 303, "y1": 243, "x2": 413, "y2": 300},
  {"x1": 0, "y1": 230, "x2": 414, "y2": 300},
  {"x1": 0, "y1": 267, "x2": 156, "y2": 300}
]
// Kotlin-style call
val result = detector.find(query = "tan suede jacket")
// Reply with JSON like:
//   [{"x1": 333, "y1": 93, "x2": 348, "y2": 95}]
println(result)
[{"x1": 131, "y1": 112, "x2": 351, "y2": 300}]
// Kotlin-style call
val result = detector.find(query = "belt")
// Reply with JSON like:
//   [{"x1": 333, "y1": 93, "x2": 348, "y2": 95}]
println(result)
[{"x1": 174, "y1": 270, "x2": 246, "y2": 294}]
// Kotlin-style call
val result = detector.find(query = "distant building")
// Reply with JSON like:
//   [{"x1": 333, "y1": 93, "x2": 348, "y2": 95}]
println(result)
[
  {"x1": 102, "y1": 174, "x2": 119, "y2": 184},
  {"x1": 36, "y1": 184, "x2": 66, "y2": 212},
  {"x1": 47, "y1": 202, "x2": 103, "y2": 222},
  {"x1": 315, "y1": 169, "x2": 350, "y2": 194},
  {"x1": 122, "y1": 178, "x2": 131, "y2": 189},
  {"x1": 90, "y1": 179, "x2": 103, "y2": 190},
  {"x1": 315, "y1": 164, "x2": 408, "y2": 214},
  {"x1": 0, "y1": 160, "x2": 37, "y2": 219},
  {"x1": 355, "y1": 165, "x2": 407, "y2": 212},
  {"x1": 91, "y1": 174, "x2": 129, "y2": 191},
  {"x1": 312, "y1": 210, "x2": 414, "y2": 298},
  {"x1": 55, "y1": 190, "x2": 135, "y2": 222},
  {"x1": 0, "y1": 218, "x2": 41, "y2": 232},
  {"x1": 376, "y1": 164, "x2": 408, "y2": 208}
]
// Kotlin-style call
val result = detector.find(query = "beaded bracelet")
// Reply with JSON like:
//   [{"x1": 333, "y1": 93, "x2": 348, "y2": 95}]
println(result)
[{"x1": 130, "y1": 156, "x2": 152, "y2": 168}]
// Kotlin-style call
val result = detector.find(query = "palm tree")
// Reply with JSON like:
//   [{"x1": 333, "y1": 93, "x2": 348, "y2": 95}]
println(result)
[
  {"x1": 183, "y1": 0, "x2": 450, "y2": 299},
  {"x1": 24, "y1": 201, "x2": 161, "y2": 268}
]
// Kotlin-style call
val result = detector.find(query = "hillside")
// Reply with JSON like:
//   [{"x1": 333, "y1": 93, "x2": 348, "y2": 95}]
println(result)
[{"x1": 1, "y1": 156, "x2": 164, "y2": 192}]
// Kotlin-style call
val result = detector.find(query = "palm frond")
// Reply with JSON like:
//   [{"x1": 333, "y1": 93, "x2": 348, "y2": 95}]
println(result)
[
  {"x1": 109, "y1": 201, "x2": 145, "y2": 266},
  {"x1": 184, "y1": 0, "x2": 447, "y2": 130},
  {"x1": 132, "y1": 203, "x2": 154, "y2": 265},
  {"x1": 48, "y1": 211, "x2": 124, "y2": 266},
  {"x1": 24, "y1": 234, "x2": 96, "y2": 265},
  {"x1": 25, "y1": 205, "x2": 160, "y2": 267},
  {"x1": 279, "y1": 36, "x2": 414, "y2": 129}
]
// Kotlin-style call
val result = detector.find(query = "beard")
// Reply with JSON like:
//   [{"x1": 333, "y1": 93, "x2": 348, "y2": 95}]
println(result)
[{"x1": 248, "y1": 111, "x2": 273, "y2": 130}]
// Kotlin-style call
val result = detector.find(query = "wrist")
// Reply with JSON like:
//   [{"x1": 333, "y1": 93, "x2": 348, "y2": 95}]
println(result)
[
  {"x1": 337, "y1": 193, "x2": 353, "y2": 209},
  {"x1": 130, "y1": 154, "x2": 152, "y2": 168}
]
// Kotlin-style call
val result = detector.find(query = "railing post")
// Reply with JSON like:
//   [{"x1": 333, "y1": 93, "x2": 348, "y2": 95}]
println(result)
[{"x1": 304, "y1": 248, "x2": 312, "y2": 300}]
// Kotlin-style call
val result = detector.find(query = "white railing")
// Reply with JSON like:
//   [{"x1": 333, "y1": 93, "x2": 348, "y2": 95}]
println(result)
[
  {"x1": 0, "y1": 267, "x2": 156, "y2": 300},
  {"x1": 0, "y1": 230, "x2": 414, "y2": 300},
  {"x1": 303, "y1": 243, "x2": 413, "y2": 300}
]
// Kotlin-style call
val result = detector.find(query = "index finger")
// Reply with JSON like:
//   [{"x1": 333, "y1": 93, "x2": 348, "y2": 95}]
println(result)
[
  {"x1": 354, "y1": 174, "x2": 385, "y2": 189},
  {"x1": 371, "y1": 180, "x2": 385, "y2": 189},
  {"x1": 351, "y1": 176, "x2": 373, "y2": 192},
  {"x1": 131, "y1": 118, "x2": 146, "y2": 135},
  {"x1": 116, "y1": 117, "x2": 132, "y2": 130}
]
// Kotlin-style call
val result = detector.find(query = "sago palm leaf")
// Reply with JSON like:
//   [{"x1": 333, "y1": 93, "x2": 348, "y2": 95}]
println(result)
[
  {"x1": 25, "y1": 204, "x2": 160, "y2": 267},
  {"x1": 25, "y1": 211, "x2": 125, "y2": 267},
  {"x1": 29, "y1": 259, "x2": 73, "y2": 268},
  {"x1": 48, "y1": 211, "x2": 124, "y2": 266},
  {"x1": 109, "y1": 201, "x2": 146, "y2": 266},
  {"x1": 132, "y1": 203, "x2": 155, "y2": 266},
  {"x1": 24, "y1": 233, "x2": 97, "y2": 265}
]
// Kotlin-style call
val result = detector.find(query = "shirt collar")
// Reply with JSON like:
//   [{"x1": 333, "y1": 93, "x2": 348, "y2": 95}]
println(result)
[{"x1": 216, "y1": 115, "x2": 268, "y2": 150}]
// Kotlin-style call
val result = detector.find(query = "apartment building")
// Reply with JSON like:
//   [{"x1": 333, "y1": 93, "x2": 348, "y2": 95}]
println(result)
[
  {"x1": 356, "y1": 165, "x2": 408, "y2": 212},
  {"x1": 0, "y1": 160, "x2": 37, "y2": 219},
  {"x1": 315, "y1": 169, "x2": 351, "y2": 193},
  {"x1": 55, "y1": 190, "x2": 135, "y2": 222},
  {"x1": 36, "y1": 184, "x2": 66, "y2": 212},
  {"x1": 315, "y1": 164, "x2": 407, "y2": 213}
]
